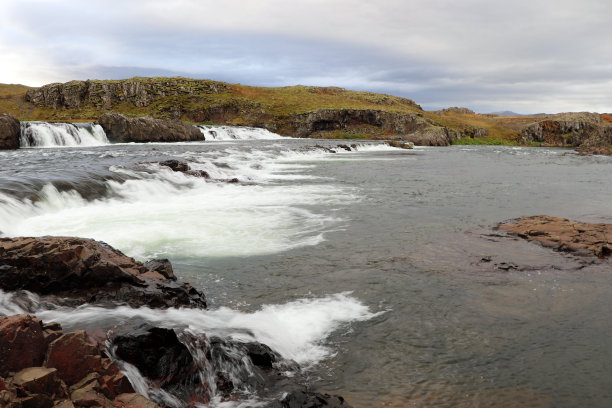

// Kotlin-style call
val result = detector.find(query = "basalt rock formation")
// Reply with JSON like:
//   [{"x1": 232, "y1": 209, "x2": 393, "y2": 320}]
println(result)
[
  {"x1": 0, "y1": 236, "x2": 207, "y2": 308},
  {"x1": 25, "y1": 78, "x2": 229, "y2": 111},
  {"x1": 98, "y1": 113, "x2": 203, "y2": 143},
  {"x1": 499, "y1": 215, "x2": 611, "y2": 258},
  {"x1": 0, "y1": 314, "x2": 143, "y2": 408},
  {"x1": 519, "y1": 112, "x2": 612, "y2": 149},
  {"x1": 0, "y1": 113, "x2": 20, "y2": 150}
]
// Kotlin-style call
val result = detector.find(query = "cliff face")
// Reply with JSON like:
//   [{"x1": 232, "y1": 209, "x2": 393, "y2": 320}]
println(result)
[
  {"x1": 18, "y1": 78, "x2": 490, "y2": 145},
  {"x1": 25, "y1": 78, "x2": 229, "y2": 110},
  {"x1": 519, "y1": 113, "x2": 612, "y2": 148},
  {"x1": 98, "y1": 112, "x2": 203, "y2": 143}
]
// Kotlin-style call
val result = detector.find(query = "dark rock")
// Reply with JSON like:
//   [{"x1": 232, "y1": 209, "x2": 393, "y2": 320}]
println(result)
[
  {"x1": 26, "y1": 79, "x2": 229, "y2": 111},
  {"x1": 336, "y1": 144, "x2": 352, "y2": 151},
  {"x1": 157, "y1": 160, "x2": 210, "y2": 179},
  {"x1": 142, "y1": 259, "x2": 175, "y2": 281},
  {"x1": 244, "y1": 342, "x2": 277, "y2": 369},
  {"x1": 0, "y1": 114, "x2": 20, "y2": 150},
  {"x1": 0, "y1": 315, "x2": 60, "y2": 376},
  {"x1": 519, "y1": 113, "x2": 612, "y2": 148},
  {"x1": 112, "y1": 327, "x2": 203, "y2": 399},
  {"x1": 0, "y1": 236, "x2": 206, "y2": 309},
  {"x1": 98, "y1": 113, "x2": 203, "y2": 143},
  {"x1": 272, "y1": 390, "x2": 353, "y2": 408}
]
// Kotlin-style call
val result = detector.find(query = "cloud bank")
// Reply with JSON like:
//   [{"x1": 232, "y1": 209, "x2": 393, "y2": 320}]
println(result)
[{"x1": 1, "y1": 0, "x2": 611, "y2": 113}]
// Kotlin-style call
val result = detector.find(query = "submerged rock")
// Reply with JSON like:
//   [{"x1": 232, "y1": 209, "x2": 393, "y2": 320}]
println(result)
[
  {"x1": 499, "y1": 215, "x2": 611, "y2": 258},
  {"x1": 98, "y1": 113, "x2": 203, "y2": 143},
  {"x1": 0, "y1": 236, "x2": 206, "y2": 308},
  {"x1": 0, "y1": 113, "x2": 20, "y2": 150}
]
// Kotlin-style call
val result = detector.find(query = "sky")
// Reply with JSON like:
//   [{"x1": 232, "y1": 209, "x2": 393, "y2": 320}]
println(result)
[{"x1": 1, "y1": 0, "x2": 611, "y2": 113}]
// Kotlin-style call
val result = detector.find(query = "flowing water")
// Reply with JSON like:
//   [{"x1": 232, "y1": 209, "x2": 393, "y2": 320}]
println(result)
[{"x1": 0, "y1": 124, "x2": 611, "y2": 407}]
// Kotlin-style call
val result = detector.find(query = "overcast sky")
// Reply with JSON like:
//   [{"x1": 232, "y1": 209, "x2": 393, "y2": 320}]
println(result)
[{"x1": 1, "y1": 0, "x2": 611, "y2": 113}]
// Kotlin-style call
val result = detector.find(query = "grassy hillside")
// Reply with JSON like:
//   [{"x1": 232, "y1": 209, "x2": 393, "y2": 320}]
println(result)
[{"x1": 4, "y1": 77, "x2": 592, "y2": 145}]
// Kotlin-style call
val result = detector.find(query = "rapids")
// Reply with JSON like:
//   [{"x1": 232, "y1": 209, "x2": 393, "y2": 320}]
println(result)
[{"x1": 0, "y1": 131, "x2": 611, "y2": 407}]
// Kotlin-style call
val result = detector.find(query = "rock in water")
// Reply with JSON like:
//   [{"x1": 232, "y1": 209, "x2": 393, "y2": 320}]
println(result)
[
  {"x1": 0, "y1": 236, "x2": 206, "y2": 308},
  {"x1": 499, "y1": 215, "x2": 611, "y2": 258},
  {"x1": 98, "y1": 113, "x2": 203, "y2": 143},
  {"x1": 0, "y1": 113, "x2": 20, "y2": 150}
]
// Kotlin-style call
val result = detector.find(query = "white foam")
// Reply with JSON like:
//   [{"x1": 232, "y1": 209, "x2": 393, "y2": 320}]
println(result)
[
  {"x1": 11, "y1": 292, "x2": 378, "y2": 366},
  {"x1": 20, "y1": 122, "x2": 109, "y2": 147},
  {"x1": 197, "y1": 125, "x2": 284, "y2": 141}
]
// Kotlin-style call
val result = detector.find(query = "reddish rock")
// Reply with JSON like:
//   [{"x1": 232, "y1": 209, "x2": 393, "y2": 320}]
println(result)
[
  {"x1": 0, "y1": 236, "x2": 206, "y2": 309},
  {"x1": 499, "y1": 215, "x2": 611, "y2": 258},
  {"x1": 12, "y1": 367, "x2": 66, "y2": 398},
  {"x1": 0, "y1": 113, "x2": 20, "y2": 150},
  {"x1": 114, "y1": 393, "x2": 161, "y2": 408},
  {"x1": 70, "y1": 382, "x2": 113, "y2": 408},
  {"x1": 0, "y1": 315, "x2": 59, "y2": 376},
  {"x1": 98, "y1": 374, "x2": 133, "y2": 399},
  {"x1": 44, "y1": 331, "x2": 102, "y2": 386}
]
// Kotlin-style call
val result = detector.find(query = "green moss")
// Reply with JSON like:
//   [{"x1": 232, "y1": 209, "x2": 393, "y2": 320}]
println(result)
[{"x1": 452, "y1": 137, "x2": 520, "y2": 146}]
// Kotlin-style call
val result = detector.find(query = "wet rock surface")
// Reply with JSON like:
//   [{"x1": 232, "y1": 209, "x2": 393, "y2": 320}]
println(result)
[
  {"x1": 498, "y1": 215, "x2": 611, "y2": 258},
  {"x1": 0, "y1": 315, "x2": 141, "y2": 408},
  {"x1": 0, "y1": 236, "x2": 206, "y2": 309},
  {"x1": 98, "y1": 113, "x2": 203, "y2": 143},
  {"x1": 0, "y1": 114, "x2": 20, "y2": 150}
]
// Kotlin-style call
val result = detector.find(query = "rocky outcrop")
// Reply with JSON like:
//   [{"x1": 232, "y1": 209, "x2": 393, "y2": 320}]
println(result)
[
  {"x1": 0, "y1": 314, "x2": 143, "y2": 408},
  {"x1": 0, "y1": 236, "x2": 206, "y2": 308},
  {"x1": 98, "y1": 113, "x2": 203, "y2": 143},
  {"x1": 439, "y1": 107, "x2": 475, "y2": 115},
  {"x1": 25, "y1": 78, "x2": 229, "y2": 110},
  {"x1": 519, "y1": 112, "x2": 612, "y2": 148},
  {"x1": 286, "y1": 109, "x2": 426, "y2": 138},
  {"x1": 499, "y1": 215, "x2": 611, "y2": 258},
  {"x1": 0, "y1": 113, "x2": 20, "y2": 150}
]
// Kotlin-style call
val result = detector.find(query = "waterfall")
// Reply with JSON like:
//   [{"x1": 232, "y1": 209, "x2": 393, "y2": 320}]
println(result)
[
  {"x1": 197, "y1": 125, "x2": 283, "y2": 140},
  {"x1": 20, "y1": 122, "x2": 109, "y2": 147}
]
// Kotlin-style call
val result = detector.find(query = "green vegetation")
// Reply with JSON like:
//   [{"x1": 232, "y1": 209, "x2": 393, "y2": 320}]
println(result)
[{"x1": 452, "y1": 137, "x2": 519, "y2": 146}]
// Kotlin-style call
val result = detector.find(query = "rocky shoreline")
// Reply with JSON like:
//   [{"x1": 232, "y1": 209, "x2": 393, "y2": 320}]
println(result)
[{"x1": 0, "y1": 236, "x2": 352, "y2": 408}]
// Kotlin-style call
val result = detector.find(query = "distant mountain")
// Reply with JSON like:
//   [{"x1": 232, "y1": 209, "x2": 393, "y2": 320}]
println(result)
[{"x1": 487, "y1": 111, "x2": 523, "y2": 116}]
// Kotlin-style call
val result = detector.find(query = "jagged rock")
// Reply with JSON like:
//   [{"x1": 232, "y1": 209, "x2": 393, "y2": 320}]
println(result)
[
  {"x1": 142, "y1": 259, "x2": 175, "y2": 281},
  {"x1": 25, "y1": 78, "x2": 229, "y2": 111},
  {"x1": 440, "y1": 107, "x2": 475, "y2": 115},
  {"x1": 98, "y1": 113, "x2": 203, "y2": 143},
  {"x1": 112, "y1": 326, "x2": 205, "y2": 404},
  {"x1": 272, "y1": 390, "x2": 353, "y2": 408},
  {"x1": 70, "y1": 381, "x2": 113, "y2": 408},
  {"x1": 519, "y1": 113, "x2": 612, "y2": 148},
  {"x1": 499, "y1": 215, "x2": 611, "y2": 258},
  {"x1": 12, "y1": 367, "x2": 66, "y2": 398},
  {"x1": 0, "y1": 113, "x2": 20, "y2": 150},
  {"x1": 44, "y1": 331, "x2": 102, "y2": 386},
  {"x1": 288, "y1": 109, "x2": 425, "y2": 138},
  {"x1": 243, "y1": 342, "x2": 278, "y2": 369},
  {"x1": 386, "y1": 140, "x2": 414, "y2": 149},
  {"x1": 158, "y1": 160, "x2": 210, "y2": 179},
  {"x1": 0, "y1": 236, "x2": 206, "y2": 309},
  {"x1": 0, "y1": 315, "x2": 61, "y2": 376},
  {"x1": 114, "y1": 393, "x2": 161, "y2": 408}
]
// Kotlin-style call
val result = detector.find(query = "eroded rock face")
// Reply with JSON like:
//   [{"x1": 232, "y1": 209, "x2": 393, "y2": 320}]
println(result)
[
  {"x1": 520, "y1": 113, "x2": 612, "y2": 149},
  {"x1": 98, "y1": 113, "x2": 203, "y2": 143},
  {"x1": 0, "y1": 236, "x2": 206, "y2": 308},
  {"x1": 25, "y1": 78, "x2": 229, "y2": 111},
  {"x1": 499, "y1": 215, "x2": 611, "y2": 258},
  {"x1": 0, "y1": 113, "x2": 20, "y2": 150}
]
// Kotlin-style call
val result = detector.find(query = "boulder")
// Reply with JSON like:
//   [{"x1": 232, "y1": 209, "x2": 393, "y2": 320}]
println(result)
[
  {"x1": 12, "y1": 367, "x2": 66, "y2": 397},
  {"x1": 0, "y1": 113, "x2": 20, "y2": 150},
  {"x1": 0, "y1": 315, "x2": 61, "y2": 376},
  {"x1": 0, "y1": 236, "x2": 206, "y2": 309},
  {"x1": 98, "y1": 113, "x2": 203, "y2": 143},
  {"x1": 272, "y1": 390, "x2": 354, "y2": 408}
]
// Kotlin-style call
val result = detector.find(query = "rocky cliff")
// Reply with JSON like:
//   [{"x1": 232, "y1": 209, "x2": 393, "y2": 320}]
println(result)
[
  {"x1": 519, "y1": 112, "x2": 612, "y2": 149},
  {"x1": 20, "y1": 78, "x2": 482, "y2": 145},
  {"x1": 98, "y1": 113, "x2": 204, "y2": 143}
]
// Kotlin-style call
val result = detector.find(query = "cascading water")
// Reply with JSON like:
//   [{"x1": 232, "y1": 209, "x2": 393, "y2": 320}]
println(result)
[
  {"x1": 20, "y1": 122, "x2": 109, "y2": 147},
  {"x1": 197, "y1": 125, "x2": 283, "y2": 141}
]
